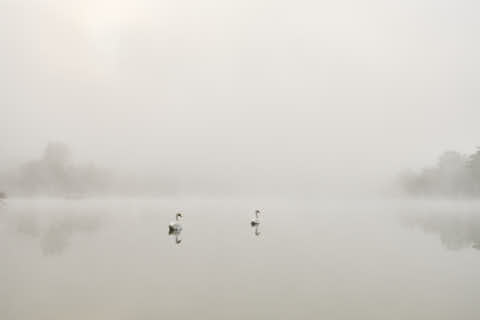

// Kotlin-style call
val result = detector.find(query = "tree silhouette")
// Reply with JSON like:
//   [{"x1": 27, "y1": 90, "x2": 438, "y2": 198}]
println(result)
[{"x1": 401, "y1": 148, "x2": 480, "y2": 196}]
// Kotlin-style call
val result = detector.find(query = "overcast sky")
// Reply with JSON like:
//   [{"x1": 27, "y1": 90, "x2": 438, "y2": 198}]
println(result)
[{"x1": 1, "y1": 0, "x2": 479, "y2": 188}]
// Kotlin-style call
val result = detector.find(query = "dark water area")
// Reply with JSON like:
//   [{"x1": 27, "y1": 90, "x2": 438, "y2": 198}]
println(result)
[{"x1": 1, "y1": 197, "x2": 480, "y2": 319}]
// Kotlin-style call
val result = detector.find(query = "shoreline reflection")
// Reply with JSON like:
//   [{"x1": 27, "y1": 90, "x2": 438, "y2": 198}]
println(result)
[{"x1": 403, "y1": 212, "x2": 480, "y2": 251}]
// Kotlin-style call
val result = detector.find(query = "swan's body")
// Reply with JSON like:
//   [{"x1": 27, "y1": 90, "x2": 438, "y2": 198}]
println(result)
[
  {"x1": 250, "y1": 210, "x2": 261, "y2": 226},
  {"x1": 169, "y1": 213, "x2": 183, "y2": 232},
  {"x1": 169, "y1": 222, "x2": 182, "y2": 232}
]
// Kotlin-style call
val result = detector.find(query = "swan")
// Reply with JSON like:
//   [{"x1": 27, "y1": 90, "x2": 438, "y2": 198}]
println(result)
[
  {"x1": 169, "y1": 213, "x2": 183, "y2": 233},
  {"x1": 251, "y1": 210, "x2": 261, "y2": 226}
]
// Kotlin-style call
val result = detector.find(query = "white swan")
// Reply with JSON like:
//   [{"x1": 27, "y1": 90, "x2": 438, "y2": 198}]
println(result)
[
  {"x1": 251, "y1": 210, "x2": 261, "y2": 226},
  {"x1": 169, "y1": 213, "x2": 183, "y2": 233}
]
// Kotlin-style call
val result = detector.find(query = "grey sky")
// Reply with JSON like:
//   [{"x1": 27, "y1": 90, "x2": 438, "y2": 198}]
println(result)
[{"x1": 1, "y1": 0, "x2": 479, "y2": 187}]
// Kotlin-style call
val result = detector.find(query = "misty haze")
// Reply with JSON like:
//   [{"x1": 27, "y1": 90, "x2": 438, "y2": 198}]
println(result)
[{"x1": 2, "y1": 0, "x2": 480, "y2": 319}]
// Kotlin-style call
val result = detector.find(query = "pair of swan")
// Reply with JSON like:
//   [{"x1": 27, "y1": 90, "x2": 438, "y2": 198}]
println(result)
[
  {"x1": 169, "y1": 210, "x2": 261, "y2": 229},
  {"x1": 168, "y1": 210, "x2": 262, "y2": 242}
]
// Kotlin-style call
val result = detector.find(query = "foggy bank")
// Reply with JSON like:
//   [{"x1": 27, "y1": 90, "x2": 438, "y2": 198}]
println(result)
[
  {"x1": 398, "y1": 147, "x2": 480, "y2": 198},
  {"x1": 0, "y1": 142, "x2": 381, "y2": 198}
]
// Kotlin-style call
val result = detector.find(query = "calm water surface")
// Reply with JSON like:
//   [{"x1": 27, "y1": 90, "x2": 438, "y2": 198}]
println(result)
[{"x1": 1, "y1": 197, "x2": 480, "y2": 319}]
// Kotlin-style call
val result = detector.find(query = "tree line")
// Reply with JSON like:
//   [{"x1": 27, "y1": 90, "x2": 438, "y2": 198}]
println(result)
[
  {"x1": 1, "y1": 142, "x2": 111, "y2": 196},
  {"x1": 400, "y1": 147, "x2": 480, "y2": 196}
]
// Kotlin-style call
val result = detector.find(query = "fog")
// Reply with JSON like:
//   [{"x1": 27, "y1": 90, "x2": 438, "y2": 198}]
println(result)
[
  {"x1": 2, "y1": 0, "x2": 480, "y2": 195},
  {"x1": 4, "y1": 3, "x2": 480, "y2": 319}
]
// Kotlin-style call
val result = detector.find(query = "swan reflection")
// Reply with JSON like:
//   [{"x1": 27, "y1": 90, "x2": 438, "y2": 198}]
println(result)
[
  {"x1": 251, "y1": 209, "x2": 261, "y2": 237},
  {"x1": 253, "y1": 224, "x2": 261, "y2": 236},
  {"x1": 168, "y1": 228, "x2": 182, "y2": 244}
]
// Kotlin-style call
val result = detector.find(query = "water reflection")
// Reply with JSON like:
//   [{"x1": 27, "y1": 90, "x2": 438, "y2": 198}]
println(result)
[
  {"x1": 252, "y1": 224, "x2": 261, "y2": 236},
  {"x1": 0, "y1": 199, "x2": 6, "y2": 212},
  {"x1": 403, "y1": 212, "x2": 480, "y2": 251},
  {"x1": 14, "y1": 214, "x2": 101, "y2": 255},
  {"x1": 16, "y1": 216, "x2": 40, "y2": 237},
  {"x1": 168, "y1": 228, "x2": 182, "y2": 244}
]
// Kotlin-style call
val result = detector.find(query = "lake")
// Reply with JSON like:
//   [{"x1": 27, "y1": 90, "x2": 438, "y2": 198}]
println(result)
[{"x1": 1, "y1": 196, "x2": 480, "y2": 319}]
